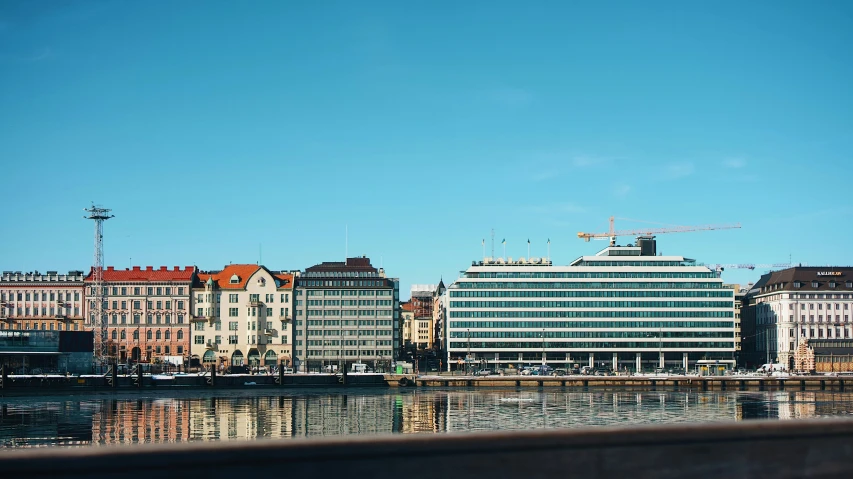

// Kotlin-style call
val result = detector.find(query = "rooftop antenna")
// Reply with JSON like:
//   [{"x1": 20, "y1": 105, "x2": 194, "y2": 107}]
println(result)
[
  {"x1": 346, "y1": 225, "x2": 348, "y2": 259},
  {"x1": 490, "y1": 229, "x2": 495, "y2": 258},
  {"x1": 259, "y1": 244, "x2": 262, "y2": 265},
  {"x1": 84, "y1": 203, "x2": 114, "y2": 369}
]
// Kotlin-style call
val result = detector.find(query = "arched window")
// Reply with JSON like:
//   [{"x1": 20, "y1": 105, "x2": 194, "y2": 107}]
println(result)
[
  {"x1": 133, "y1": 330, "x2": 139, "y2": 340},
  {"x1": 156, "y1": 330, "x2": 162, "y2": 340},
  {"x1": 146, "y1": 330, "x2": 152, "y2": 340},
  {"x1": 112, "y1": 330, "x2": 117, "y2": 340},
  {"x1": 165, "y1": 330, "x2": 171, "y2": 340},
  {"x1": 121, "y1": 330, "x2": 126, "y2": 340},
  {"x1": 177, "y1": 330, "x2": 183, "y2": 340}
]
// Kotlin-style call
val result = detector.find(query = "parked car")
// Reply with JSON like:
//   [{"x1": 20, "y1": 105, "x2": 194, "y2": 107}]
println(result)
[
  {"x1": 593, "y1": 367, "x2": 613, "y2": 376},
  {"x1": 552, "y1": 369, "x2": 568, "y2": 377},
  {"x1": 476, "y1": 369, "x2": 493, "y2": 376}
]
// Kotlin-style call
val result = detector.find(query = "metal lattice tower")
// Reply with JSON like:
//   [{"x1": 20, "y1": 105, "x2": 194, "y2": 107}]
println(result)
[{"x1": 84, "y1": 204, "x2": 114, "y2": 365}]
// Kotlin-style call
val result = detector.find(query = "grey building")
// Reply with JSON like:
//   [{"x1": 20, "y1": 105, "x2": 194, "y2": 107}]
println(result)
[{"x1": 293, "y1": 257, "x2": 400, "y2": 372}]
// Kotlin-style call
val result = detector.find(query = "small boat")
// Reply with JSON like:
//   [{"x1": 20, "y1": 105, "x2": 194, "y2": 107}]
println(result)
[{"x1": 152, "y1": 374, "x2": 175, "y2": 381}]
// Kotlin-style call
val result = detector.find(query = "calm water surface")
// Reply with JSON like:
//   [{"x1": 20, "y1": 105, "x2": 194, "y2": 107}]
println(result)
[{"x1": 3, "y1": 388, "x2": 853, "y2": 448}]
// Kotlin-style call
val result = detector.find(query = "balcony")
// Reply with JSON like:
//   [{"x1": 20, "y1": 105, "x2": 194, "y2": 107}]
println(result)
[
  {"x1": 54, "y1": 314, "x2": 69, "y2": 321},
  {"x1": 205, "y1": 342, "x2": 216, "y2": 350},
  {"x1": 264, "y1": 329, "x2": 273, "y2": 336},
  {"x1": 248, "y1": 300, "x2": 263, "y2": 307},
  {"x1": 207, "y1": 315, "x2": 219, "y2": 323},
  {"x1": 279, "y1": 315, "x2": 291, "y2": 323},
  {"x1": 190, "y1": 316, "x2": 207, "y2": 323}
]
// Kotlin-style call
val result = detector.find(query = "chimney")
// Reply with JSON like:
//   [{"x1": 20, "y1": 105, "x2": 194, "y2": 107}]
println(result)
[
  {"x1": 146, "y1": 266, "x2": 153, "y2": 271},
  {"x1": 133, "y1": 266, "x2": 141, "y2": 271},
  {"x1": 174, "y1": 266, "x2": 179, "y2": 271},
  {"x1": 185, "y1": 266, "x2": 194, "y2": 271},
  {"x1": 160, "y1": 266, "x2": 167, "y2": 271},
  {"x1": 107, "y1": 266, "x2": 114, "y2": 271}
]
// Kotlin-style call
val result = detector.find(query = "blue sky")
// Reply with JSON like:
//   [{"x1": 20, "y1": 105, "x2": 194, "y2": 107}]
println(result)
[{"x1": 1, "y1": 1, "x2": 852, "y2": 298}]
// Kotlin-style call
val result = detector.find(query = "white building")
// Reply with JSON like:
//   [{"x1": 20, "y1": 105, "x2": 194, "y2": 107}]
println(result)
[
  {"x1": 445, "y1": 237, "x2": 736, "y2": 373},
  {"x1": 742, "y1": 267, "x2": 853, "y2": 368},
  {"x1": 191, "y1": 264, "x2": 294, "y2": 370}
]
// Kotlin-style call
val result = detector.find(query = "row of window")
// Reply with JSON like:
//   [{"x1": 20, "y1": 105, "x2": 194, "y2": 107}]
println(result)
[
  {"x1": 306, "y1": 309, "x2": 393, "y2": 317},
  {"x1": 306, "y1": 300, "x2": 395, "y2": 306},
  {"x1": 107, "y1": 314, "x2": 185, "y2": 325},
  {"x1": 448, "y1": 341, "x2": 735, "y2": 349},
  {"x1": 788, "y1": 303, "x2": 850, "y2": 310},
  {"x1": 105, "y1": 300, "x2": 185, "y2": 311},
  {"x1": 305, "y1": 290, "x2": 394, "y2": 297},
  {"x1": 467, "y1": 272, "x2": 719, "y2": 279},
  {"x1": 6, "y1": 307, "x2": 81, "y2": 317},
  {"x1": 300, "y1": 280, "x2": 390, "y2": 287},
  {"x1": 306, "y1": 330, "x2": 394, "y2": 336},
  {"x1": 450, "y1": 301, "x2": 734, "y2": 309},
  {"x1": 450, "y1": 311, "x2": 734, "y2": 318},
  {"x1": 450, "y1": 290, "x2": 733, "y2": 298},
  {"x1": 194, "y1": 335, "x2": 289, "y2": 345},
  {"x1": 450, "y1": 331, "x2": 735, "y2": 339},
  {"x1": 786, "y1": 315, "x2": 850, "y2": 323},
  {"x1": 449, "y1": 321, "x2": 735, "y2": 329},
  {"x1": 0, "y1": 322, "x2": 80, "y2": 331},
  {"x1": 303, "y1": 349, "x2": 394, "y2": 357},
  {"x1": 111, "y1": 329, "x2": 183, "y2": 340},
  {"x1": 454, "y1": 282, "x2": 725, "y2": 290},
  {"x1": 97, "y1": 286, "x2": 187, "y2": 296},
  {"x1": 1, "y1": 291, "x2": 80, "y2": 301},
  {"x1": 306, "y1": 319, "x2": 393, "y2": 326},
  {"x1": 306, "y1": 340, "x2": 393, "y2": 346}
]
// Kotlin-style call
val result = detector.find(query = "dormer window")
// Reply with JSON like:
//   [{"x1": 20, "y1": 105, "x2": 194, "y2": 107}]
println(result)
[
  {"x1": 847, "y1": 281, "x2": 853, "y2": 288},
  {"x1": 229, "y1": 274, "x2": 240, "y2": 284},
  {"x1": 812, "y1": 281, "x2": 819, "y2": 288},
  {"x1": 830, "y1": 282, "x2": 837, "y2": 288},
  {"x1": 258, "y1": 278, "x2": 266, "y2": 286},
  {"x1": 794, "y1": 281, "x2": 802, "y2": 288}
]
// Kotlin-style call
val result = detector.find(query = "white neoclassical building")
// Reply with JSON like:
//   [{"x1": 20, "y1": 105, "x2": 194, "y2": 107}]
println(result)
[
  {"x1": 742, "y1": 267, "x2": 853, "y2": 369},
  {"x1": 191, "y1": 264, "x2": 294, "y2": 370}
]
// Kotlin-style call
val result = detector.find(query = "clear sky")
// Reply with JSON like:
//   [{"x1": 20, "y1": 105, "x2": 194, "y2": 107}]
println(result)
[{"x1": 1, "y1": 1, "x2": 852, "y2": 298}]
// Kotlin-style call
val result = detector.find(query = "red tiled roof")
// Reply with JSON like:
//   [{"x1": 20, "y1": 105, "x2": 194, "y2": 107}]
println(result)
[
  {"x1": 400, "y1": 301, "x2": 414, "y2": 312},
  {"x1": 196, "y1": 264, "x2": 261, "y2": 290},
  {"x1": 274, "y1": 273, "x2": 294, "y2": 289},
  {"x1": 85, "y1": 266, "x2": 196, "y2": 282}
]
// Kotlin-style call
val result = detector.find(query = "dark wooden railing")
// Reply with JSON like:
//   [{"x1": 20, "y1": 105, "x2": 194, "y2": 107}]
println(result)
[{"x1": 2, "y1": 419, "x2": 853, "y2": 478}]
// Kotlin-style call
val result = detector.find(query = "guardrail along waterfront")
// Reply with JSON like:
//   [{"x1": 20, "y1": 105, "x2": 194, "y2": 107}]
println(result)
[
  {"x1": 2, "y1": 419, "x2": 852, "y2": 478},
  {"x1": 411, "y1": 375, "x2": 853, "y2": 391}
]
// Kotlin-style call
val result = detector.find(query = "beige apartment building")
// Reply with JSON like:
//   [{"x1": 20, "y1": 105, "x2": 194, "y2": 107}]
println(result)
[
  {"x1": 0, "y1": 270, "x2": 87, "y2": 333},
  {"x1": 192, "y1": 264, "x2": 294, "y2": 370}
]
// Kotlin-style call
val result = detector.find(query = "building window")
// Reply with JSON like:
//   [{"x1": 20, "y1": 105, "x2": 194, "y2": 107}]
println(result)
[
  {"x1": 177, "y1": 330, "x2": 184, "y2": 340},
  {"x1": 229, "y1": 294, "x2": 238, "y2": 303},
  {"x1": 229, "y1": 308, "x2": 238, "y2": 317},
  {"x1": 147, "y1": 287, "x2": 154, "y2": 295},
  {"x1": 194, "y1": 335, "x2": 205, "y2": 345},
  {"x1": 121, "y1": 287, "x2": 127, "y2": 295},
  {"x1": 812, "y1": 282, "x2": 819, "y2": 288},
  {"x1": 165, "y1": 330, "x2": 171, "y2": 340},
  {"x1": 121, "y1": 330, "x2": 126, "y2": 340},
  {"x1": 178, "y1": 314, "x2": 184, "y2": 324},
  {"x1": 195, "y1": 322, "x2": 205, "y2": 331},
  {"x1": 156, "y1": 330, "x2": 162, "y2": 340},
  {"x1": 133, "y1": 330, "x2": 139, "y2": 340}
]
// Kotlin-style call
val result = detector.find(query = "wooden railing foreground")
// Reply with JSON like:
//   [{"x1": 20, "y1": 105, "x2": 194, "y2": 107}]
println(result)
[{"x1": 2, "y1": 418, "x2": 853, "y2": 478}]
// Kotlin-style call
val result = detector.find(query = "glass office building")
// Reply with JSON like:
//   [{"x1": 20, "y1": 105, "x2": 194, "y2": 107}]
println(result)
[{"x1": 445, "y1": 238, "x2": 736, "y2": 373}]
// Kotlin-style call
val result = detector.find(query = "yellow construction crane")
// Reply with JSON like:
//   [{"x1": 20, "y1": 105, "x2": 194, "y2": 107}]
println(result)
[{"x1": 577, "y1": 216, "x2": 741, "y2": 246}]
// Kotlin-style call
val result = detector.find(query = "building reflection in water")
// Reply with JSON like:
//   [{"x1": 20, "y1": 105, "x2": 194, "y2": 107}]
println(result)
[{"x1": 4, "y1": 390, "x2": 853, "y2": 448}]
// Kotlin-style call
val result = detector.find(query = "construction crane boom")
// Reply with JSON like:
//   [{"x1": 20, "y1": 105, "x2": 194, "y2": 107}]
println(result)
[
  {"x1": 710, "y1": 263, "x2": 793, "y2": 271},
  {"x1": 577, "y1": 216, "x2": 741, "y2": 246}
]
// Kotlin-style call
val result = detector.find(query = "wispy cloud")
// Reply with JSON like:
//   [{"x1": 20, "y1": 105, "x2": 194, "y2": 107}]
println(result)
[
  {"x1": 519, "y1": 202, "x2": 586, "y2": 215},
  {"x1": 488, "y1": 87, "x2": 535, "y2": 108},
  {"x1": 723, "y1": 158, "x2": 746, "y2": 169},
  {"x1": 664, "y1": 162, "x2": 695, "y2": 180},
  {"x1": 28, "y1": 47, "x2": 52, "y2": 62},
  {"x1": 572, "y1": 155, "x2": 612, "y2": 167},
  {"x1": 613, "y1": 184, "x2": 632, "y2": 197}
]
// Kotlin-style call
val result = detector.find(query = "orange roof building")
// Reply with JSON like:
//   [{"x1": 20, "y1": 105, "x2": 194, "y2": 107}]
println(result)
[{"x1": 191, "y1": 264, "x2": 295, "y2": 369}]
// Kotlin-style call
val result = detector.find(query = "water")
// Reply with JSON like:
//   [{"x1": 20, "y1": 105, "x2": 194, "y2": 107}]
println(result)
[{"x1": 3, "y1": 388, "x2": 853, "y2": 448}]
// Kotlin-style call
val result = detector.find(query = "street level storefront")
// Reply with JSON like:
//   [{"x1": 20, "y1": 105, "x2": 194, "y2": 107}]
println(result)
[{"x1": 0, "y1": 330, "x2": 93, "y2": 374}]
